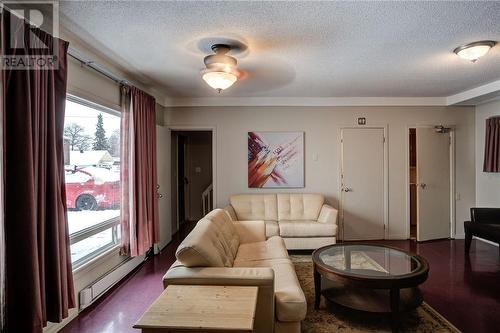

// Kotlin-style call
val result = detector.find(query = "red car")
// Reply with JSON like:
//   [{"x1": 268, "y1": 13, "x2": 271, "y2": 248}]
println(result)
[{"x1": 65, "y1": 167, "x2": 120, "y2": 210}]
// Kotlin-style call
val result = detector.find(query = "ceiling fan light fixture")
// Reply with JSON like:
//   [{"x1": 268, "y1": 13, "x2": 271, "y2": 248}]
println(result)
[
  {"x1": 201, "y1": 44, "x2": 239, "y2": 93},
  {"x1": 202, "y1": 71, "x2": 238, "y2": 93},
  {"x1": 453, "y1": 40, "x2": 496, "y2": 62}
]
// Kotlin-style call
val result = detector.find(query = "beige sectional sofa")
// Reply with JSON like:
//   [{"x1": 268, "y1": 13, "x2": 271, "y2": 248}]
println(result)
[
  {"x1": 224, "y1": 193, "x2": 338, "y2": 250},
  {"x1": 163, "y1": 208, "x2": 307, "y2": 333}
]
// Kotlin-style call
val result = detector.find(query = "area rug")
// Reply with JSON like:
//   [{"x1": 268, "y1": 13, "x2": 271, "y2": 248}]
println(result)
[{"x1": 291, "y1": 255, "x2": 461, "y2": 333}]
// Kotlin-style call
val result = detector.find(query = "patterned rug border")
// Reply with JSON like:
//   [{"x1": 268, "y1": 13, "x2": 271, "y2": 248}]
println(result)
[{"x1": 419, "y1": 302, "x2": 461, "y2": 333}]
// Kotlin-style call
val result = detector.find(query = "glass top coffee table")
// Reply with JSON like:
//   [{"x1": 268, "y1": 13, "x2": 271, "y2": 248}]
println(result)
[{"x1": 312, "y1": 243, "x2": 429, "y2": 333}]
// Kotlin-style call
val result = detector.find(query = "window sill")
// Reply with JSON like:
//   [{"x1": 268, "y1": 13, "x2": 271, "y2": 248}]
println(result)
[{"x1": 72, "y1": 244, "x2": 127, "y2": 277}]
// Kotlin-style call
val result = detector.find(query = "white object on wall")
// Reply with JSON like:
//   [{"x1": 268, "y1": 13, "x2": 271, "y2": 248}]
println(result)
[{"x1": 79, "y1": 255, "x2": 145, "y2": 309}]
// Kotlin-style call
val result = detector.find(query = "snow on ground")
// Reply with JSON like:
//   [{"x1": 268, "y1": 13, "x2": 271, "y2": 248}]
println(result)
[
  {"x1": 68, "y1": 209, "x2": 120, "y2": 234},
  {"x1": 68, "y1": 209, "x2": 120, "y2": 263},
  {"x1": 71, "y1": 229, "x2": 114, "y2": 263}
]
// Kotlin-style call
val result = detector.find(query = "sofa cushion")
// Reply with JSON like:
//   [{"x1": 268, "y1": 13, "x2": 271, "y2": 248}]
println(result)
[
  {"x1": 234, "y1": 236, "x2": 289, "y2": 264},
  {"x1": 234, "y1": 258, "x2": 306, "y2": 322},
  {"x1": 266, "y1": 220, "x2": 279, "y2": 237},
  {"x1": 284, "y1": 237, "x2": 336, "y2": 250},
  {"x1": 277, "y1": 193, "x2": 324, "y2": 221},
  {"x1": 230, "y1": 194, "x2": 278, "y2": 221},
  {"x1": 204, "y1": 209, "x2": 240, "y2": 259},
  {"x1": 279, "y1": 221, "x2": 337, "y2": 237},
  {"x1": 176, "y1": 219, "x2": 234, "y2": 268}
]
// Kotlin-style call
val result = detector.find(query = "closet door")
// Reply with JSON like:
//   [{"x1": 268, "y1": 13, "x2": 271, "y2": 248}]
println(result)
[{"x1": 341, "y1": 128, "x2": 385, "y2": 240}]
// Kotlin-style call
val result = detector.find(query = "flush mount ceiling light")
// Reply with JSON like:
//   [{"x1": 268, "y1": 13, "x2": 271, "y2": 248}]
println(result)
[
  {"x1": 453, "y1": 40, "x2": 496, "y2": 63},
  {"x1": 201, "y1": 44, "x2": 239, "y2": 93}
]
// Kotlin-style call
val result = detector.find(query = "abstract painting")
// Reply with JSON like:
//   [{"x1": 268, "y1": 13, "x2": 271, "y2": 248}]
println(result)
[{"x1": 248, "y1": 131, "x2": 304, "y2": 188}]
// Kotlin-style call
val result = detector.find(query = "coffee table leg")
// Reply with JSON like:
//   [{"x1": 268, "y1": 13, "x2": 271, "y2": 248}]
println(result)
[
  {"x1": 314, "y1": 267, "x2": 321, "y2": 310},
  {"x1": 390, "y1": 288, "x2": 400, "y2": 333}
]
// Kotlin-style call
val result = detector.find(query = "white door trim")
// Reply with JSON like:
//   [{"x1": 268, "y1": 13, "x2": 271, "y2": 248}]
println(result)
[
  {"x1": 339, "y1": 125, "x2": 389, "y2": 240},
  {"x1": 405, "y1": 125, "x2": 455, "y2": 240},
  {"x1": 169, "y1": 126, "x2": 217, "y2": 227}
]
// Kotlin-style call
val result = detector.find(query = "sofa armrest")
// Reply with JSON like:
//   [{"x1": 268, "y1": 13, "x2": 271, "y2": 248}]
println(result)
[
  {"x1": 318, "y1": 204, "x2": 338, "y2": 225},
  {"x1": 223, "y1": 205, "x2": 238, "y2": 221},
  {"x1": 233, "y1": 221, "x2": 266, "y2": 243}
]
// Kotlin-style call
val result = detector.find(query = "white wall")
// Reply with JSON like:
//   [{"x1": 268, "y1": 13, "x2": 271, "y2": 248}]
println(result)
[
  {"x1": 475, "y1": 99, "x2": 500, "y2": 207},
  {"x1": 165, "y1": 106, "x2": 475, "y2": 239},
  {"x1": 67, "y1": 56, "x2": 121, "y2": 110}
]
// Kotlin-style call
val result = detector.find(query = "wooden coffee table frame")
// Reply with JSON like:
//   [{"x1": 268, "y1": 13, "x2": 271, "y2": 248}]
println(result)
[{"x1": 312, "y1": 243, "x2": 429, "y2": 333}]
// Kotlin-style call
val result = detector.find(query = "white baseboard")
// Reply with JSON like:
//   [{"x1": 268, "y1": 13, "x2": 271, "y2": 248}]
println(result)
[
  {"x1": 385, "y1": 235, "x2": 407, "y2": 240},
  {"x1": 80, "y1": 255, "x2": 145, "y2": 310},
  {"x1": 43, "y1": 255, "x2": 145, "y2": 333},
  {"x1": 454, "y1": 233, "x2": 465, "y2": 239}
]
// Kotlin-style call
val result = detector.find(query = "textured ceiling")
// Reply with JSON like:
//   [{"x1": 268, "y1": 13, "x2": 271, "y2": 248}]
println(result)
[{"x1": 59, "y1": 1, "x2": 500, "y2": 98}]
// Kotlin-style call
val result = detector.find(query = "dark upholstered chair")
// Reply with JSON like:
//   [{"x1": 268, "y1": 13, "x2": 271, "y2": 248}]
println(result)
[{"x1": 464, "y1": 208, "x2": 500, "y2": 256}]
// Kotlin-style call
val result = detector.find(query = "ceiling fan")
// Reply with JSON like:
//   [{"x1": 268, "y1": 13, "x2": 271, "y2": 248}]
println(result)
[
  {"x1": 201, "y1": 44, "x2": 239, "y2": 93},
  {"x1": 198, "y1": 37, "x2": 294, "y2": 94}
]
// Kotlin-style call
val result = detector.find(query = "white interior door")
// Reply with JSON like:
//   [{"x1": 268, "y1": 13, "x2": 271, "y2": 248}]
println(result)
[
  {"x1": 416, "y1": 128, "x2": 451, "y2": 241},
  {"x1": 156, "y1": 125, "x2": 171, "y2": 251},
  {"x1": 341, "y1": 128, "x2": 385, "y2": 240}
]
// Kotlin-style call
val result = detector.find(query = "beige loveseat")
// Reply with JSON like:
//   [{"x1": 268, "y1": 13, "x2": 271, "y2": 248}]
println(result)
[
  {"x1": 163, "y1": 209, "x2": 307, "y2": 333},
  {"x1": 224, "y1": 193, "x2": 338, "y2": 250}
]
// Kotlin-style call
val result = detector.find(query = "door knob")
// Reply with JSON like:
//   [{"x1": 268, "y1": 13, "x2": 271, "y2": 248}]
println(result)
[
  {"x1": 418, "y1": 183, "x2": 427, "y2": 189},
  {"x1": 343, "y1": 187, "x2": 352, "y2": 192}
]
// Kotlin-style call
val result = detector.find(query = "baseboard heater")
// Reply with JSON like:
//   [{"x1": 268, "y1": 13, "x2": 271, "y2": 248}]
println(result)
[{"x1": 79, "y1": 254, "x2": 145, "y2": 309}]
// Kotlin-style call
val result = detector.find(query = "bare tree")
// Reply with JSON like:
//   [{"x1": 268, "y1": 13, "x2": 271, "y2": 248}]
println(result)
[
  {"x1": 75, "y1": 134, "x2": 92, "y2": 152},
  {"x1": 64, "y1": 123, "x2": 92, "y2": 151}
]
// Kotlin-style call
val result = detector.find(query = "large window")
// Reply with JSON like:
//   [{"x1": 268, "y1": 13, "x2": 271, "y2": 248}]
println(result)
[{"x1": 64, "y1": 96, "x2": 121, "y2": 269}]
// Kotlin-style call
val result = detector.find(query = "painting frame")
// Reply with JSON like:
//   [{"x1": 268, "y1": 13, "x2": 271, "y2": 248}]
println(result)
[{"x1": 248, "y1": 131, "x2": 305, "y2": 188}]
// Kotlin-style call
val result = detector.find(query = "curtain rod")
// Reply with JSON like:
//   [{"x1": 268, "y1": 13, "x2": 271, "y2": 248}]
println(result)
[
  {"x1": 2, "y1": 6, "x2": 131, "y2": 88},
  {"x1": 67, "y1": 47, "x2": 130, "y2": 87},
  {"x1": 0, "y1": 6, "x2": 129, "y2": 87}
]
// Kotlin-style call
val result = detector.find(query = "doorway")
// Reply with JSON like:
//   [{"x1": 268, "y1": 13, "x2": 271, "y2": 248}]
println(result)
[
  {"x1": 340, "y1": 127, "x2": 387, "y2": 241},
  {"x1": 170, "y1": 130, "x2": 213, "y2": 238},
  {"x1": 408, "y1": 126, "x2": 453, "y2": 242},
  {"x1": 409, "y1": 129, "x2": 417, "y2": 239}
]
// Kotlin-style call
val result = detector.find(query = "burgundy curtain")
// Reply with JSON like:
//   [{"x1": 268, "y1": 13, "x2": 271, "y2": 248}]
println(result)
[
  {"x1": 483, "y1": 117, "x2": 500, "y2": 172},
  {"x1": 120, "y1": 86, "x2": 159, "y2": 257},
  {"x1": 1, "y1": 10, "x2": 75, "y2": 333}
]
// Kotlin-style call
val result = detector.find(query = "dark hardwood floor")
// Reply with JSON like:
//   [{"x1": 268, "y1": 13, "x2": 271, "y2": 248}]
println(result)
[
  {"x1": 59, "y1": 238, "x2": 499, "y2": 333},
  {"x1": 365, "y1": 239, "x2": 500, "y2": 333}
]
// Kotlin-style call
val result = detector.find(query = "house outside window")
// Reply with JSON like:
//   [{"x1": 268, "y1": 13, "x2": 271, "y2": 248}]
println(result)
[{"x1": 64, "y1": 96, "x2": 121, "y2": 269}]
